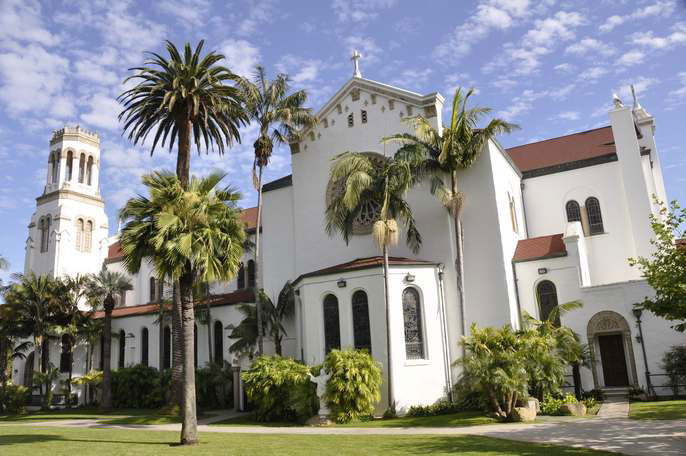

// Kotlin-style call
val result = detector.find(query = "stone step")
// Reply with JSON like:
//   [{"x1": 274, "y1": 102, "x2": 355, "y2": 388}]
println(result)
[{"x1": 601, "y1": 387, "x2": 630, "y2": 398}]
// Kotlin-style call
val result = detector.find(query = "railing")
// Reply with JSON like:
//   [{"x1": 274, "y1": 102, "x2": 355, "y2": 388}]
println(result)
[{"x1": 647, "y1": 373, "x2": 686, "y2": 397}]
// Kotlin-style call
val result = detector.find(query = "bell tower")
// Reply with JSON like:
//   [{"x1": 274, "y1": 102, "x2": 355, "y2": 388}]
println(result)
[{"x1": 24, "y1": 126, "x2": 109, "y2": 278}]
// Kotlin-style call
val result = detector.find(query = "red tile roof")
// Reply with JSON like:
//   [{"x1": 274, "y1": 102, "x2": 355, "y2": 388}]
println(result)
[
  {"x1": 506, "y1": 126, "x2": 616, "y2": 173},
  {"x1": 92, "y1": 288, "x2": 254, "y2": 319},
  {"x1": 107, "y1": 241, "x2": 123, "y2": 262},
  {"x1": 513, "y1": 234, "x2": 567, "y2": 262},
  {"x1": 294, "y1": 256, "x2": 437, "y2": 284}
]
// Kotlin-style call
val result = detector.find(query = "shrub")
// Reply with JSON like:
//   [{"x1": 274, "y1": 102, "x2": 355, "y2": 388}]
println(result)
[
  {"x1": 540, "y1": 393, "x2": 577, "y2": 416},
  {"x1": 112, "y1": 365, "x2": 164, "y2": 409},
  {"x1": 323, "y1": 349, "x2": 382, "y2": 423},
  {"x1": 196, "y1": 362, "x2": 233, "y2": 409},
  {"x1": 581, "y1": 388, "x2": 606, "y2": 402},
  {"x1": 582, "y1": 397, "x2": 598, "y2": 411},
  {"x1": 406, "y1": 399, "x2": 463, "y2": 417},
  {"x1": 0, "y1": 383, "x2": 29, "y2": 414},
  {"x1": 241, "y1": 355, "x2": 316, "y2": 422},
  {"x1": 662, "y1": 345, "x2": 686, "y2": 396}
]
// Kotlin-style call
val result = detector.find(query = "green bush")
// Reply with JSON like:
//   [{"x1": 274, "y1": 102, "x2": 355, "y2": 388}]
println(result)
[
  {"x1": 323, "y1": 349, "x2": 382, "y2": 423},
  {"x1": 242, "y1": 355, "x2": 316, "y2": 422},
  {"x1": 540, "y1": 393, "x2": 577, "y2": 416},
  {"x1": 112, "y1": 365, "x2": 164, "y2": 409},
  {"x1": 196, "y1": 362, "x2": 233, "y2": 409},
  {"x1": 0, "y1": 383, "x2": 29, "y2": 414},
  {"x1": 662, "y1": 345, "x2": 686, "y2": 396},
  {"x1": 406, "y1": 399, "x2": 463, "y2": 417},
  {"x1": 582, "y1": 397, "x2": 597, "y2": 411},
  {"x1": 581, "y1": 388, "x2": 606, "y2": 402}
]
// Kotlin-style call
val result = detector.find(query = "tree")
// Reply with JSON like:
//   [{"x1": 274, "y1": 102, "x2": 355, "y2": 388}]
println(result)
[
  {"x1": 0, "y1": 305, "x2": 32, "y2": 414},
  {"x1": 238, "y1": 66, "x2": 315, "y2": 354},
  {"x1": 385, "y1": 88, "x2": 517, "y2": 352},
  {"x1": 325, "y1": 152, "x2": 422, "y2": 406},
  {"x1": 228, "y1": 304, "x2": 260, "y2": 358},
  {"x1": 119, "y1": 40, "x2": 248, "y2": 434},
  {"x1": 86, "y1": 270, "x2": 132, "y2": 411},
  {"x1": 258, "y1": 281, "x2": 295, "y2": 355},
  {"x1": 630, "y1": 200, "x2": 686, "y2": 331},
  {"x1": 120, "y1": 170, "x2": 245, "y2": 444}
]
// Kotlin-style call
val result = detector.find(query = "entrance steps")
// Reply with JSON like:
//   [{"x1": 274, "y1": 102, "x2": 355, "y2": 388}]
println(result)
[{"x1": 601, "y1": 387, "x2": 630, "y2": 399}]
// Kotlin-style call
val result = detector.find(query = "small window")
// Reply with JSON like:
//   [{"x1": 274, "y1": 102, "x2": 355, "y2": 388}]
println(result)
[
  {"x1": 566, "y1": 200, "x2": 581, "y2": 223},
  {"x1": 141, "y1": 327, "x2": 149, "y2": 366},
  {"x1": 214, "y1": 320, "x2": 224, "y2": 365},
  {"x1": 86, "y1": 156, "x2": 93, "y2": 185},
  {"x1": 84, "y1": 220, "x2": 93, "y2": 252},
  {"x1": 388, "y1": 99, "x2": 395, "y2": 110},
  {"x1": 118, "y1": 330, "x2": 126, "y2": 368},
  {"x1": 75, "y1": 218, "x2": 84, "y2": 252},
  {"x1": 40, "y1": 217, "x2": 51, "y2": 253},
  {"x1": 406, "y1": 105, "x2": 413, "y2": 116},
  {"x1": 149, "y1": 277, "x2": 156, "y2": 302},
  {"x1": 536, "y1": 280, "x2": 559, "y2": 325},
  {"x1": 247, "y1": 260, "x2": 256, "y2": 288},
  {"x1": 351, "y1": 88, "x2": 360, "y2": 101},
  {"x1": 352, "y1": 290, "x2": 372, "y2": 352},
  {"x1": 78, "y1": 153, "x2": 85, "y2": 183},
  {"x1": 336, "y1": 104, "x2": 342, "y2": 114},
  {"x1": 323, "y1": 118, "x2": 328, "y2": 128},
  {"x1": 237, "y1": 263, "x2": 245, "y2": 289},
  {"x1": 347, "y1": 113, "x2": 354, "y2": 127},
  {"x1": 508, "y1": 193, "x2": 518, "y2": 233},
  {"x1": 402, "y1": 287, "x2": 425, "y2": 359},
  {"x1": 66, "y1": 151, "x2": 73, "y2": 181},
  {"x1": 371, "y1": 94, "x2": 377, "y2": 105},
  {"x1": 585, "y1": 197, "x2": 604, "y2": 235},
  {"x1": 361, "y1": 110, "x2": 367, "y2": 124},
  {"x1": 323, "y1": 294, "x2": 341, "y2": 354},
  {"x1": 163, "y1": 326, "x2": 171, "y2": 369}
]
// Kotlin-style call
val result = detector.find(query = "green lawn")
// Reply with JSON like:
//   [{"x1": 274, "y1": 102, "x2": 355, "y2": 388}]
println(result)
[
  {"x1": 0, "y1": 425, "x2": 617, "y2": 455},
  {"x1": 211, "y1": 411, "x2": 498, "y2": 428},
  {"x1": 0, "y1": 408, "x2": 157, "y2": 422},
  {"x1": 629, "y1": 400, "x2": 686, "y2": 420}
]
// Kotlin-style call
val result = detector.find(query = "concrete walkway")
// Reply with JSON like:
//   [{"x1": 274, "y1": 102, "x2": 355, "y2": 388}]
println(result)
[
  {"x1": 597, "y1": 398, "x2": 630, "y2": 419},
  {"x1": 3, "y1": 414, "x2": 686, "y2": 455}
]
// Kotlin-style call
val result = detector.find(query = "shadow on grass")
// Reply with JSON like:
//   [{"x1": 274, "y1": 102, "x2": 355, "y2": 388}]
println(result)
[{"x1": 0, "y1": 433, "x2": 175, "y2": 447}]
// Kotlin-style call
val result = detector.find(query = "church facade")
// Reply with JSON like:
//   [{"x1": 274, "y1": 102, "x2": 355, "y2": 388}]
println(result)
[{"x1": 13, "y1": 67, "x2": 684, "y2": 411}]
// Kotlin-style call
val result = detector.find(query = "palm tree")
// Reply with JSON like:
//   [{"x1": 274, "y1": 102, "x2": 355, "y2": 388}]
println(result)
[
  {"x1": 0, "y1": 303, "x2": 32, "y2": 414},
  {"x1": 325, "y1": 152, "x2": 421, "y2": 407},
  {"x1": 86, "y1": 270, "x2": 132, "y2": 411},
  {"x1": 120, "y1": 170, "x2": 245, "y2": 444},
  {"x1": 119, "y1": 40, "x2": 248, "y2": 418},
  {"x1": 228, "y1": 303, "x2": 260, "y2": 358},
  {"x1": 257, "y1": 281, "x2": 295, "y2": 355},
  {"x1": 238, "y1": 66, "x2": 315, "y2": 354},
  {"x1": 385, "y1": 87, "x2": 518, "y2": 355}
]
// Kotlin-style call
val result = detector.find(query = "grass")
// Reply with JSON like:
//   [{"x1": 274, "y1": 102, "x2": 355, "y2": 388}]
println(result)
[
  {"x1": 211, "y1": 411, "x2": 498, "y2": 428},
  {"x1": 629, "y1": 399, "x2": 686, "y2": 420},
  {"x1": 0, "y1": 425, "x2": 617, "y2": 455},
  {"x1": 0, "y1": 408, "x2": 157, "y2": 422}
]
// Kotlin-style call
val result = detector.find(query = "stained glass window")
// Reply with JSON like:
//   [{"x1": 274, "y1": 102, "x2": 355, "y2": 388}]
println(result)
[
  {"x1": 141, "y1": 327, "x2": 149, "y2": 366},
  {"x1": 323, "y1": 294, "x2": 341, "y2": 354},
  {"x1": 402, "y1": 287, "x2": 425, "y2": 359},
  {"x1": 237, "y1": 263, "x2": 245, "y2": 289},
  {"x1": 537, "y1": 280, "x2": 559, "y2": 325},
  {"x1": 247, "y1": 260, "x2": 256, "y2": 288},
  {"x1": 585, "y1": 197, "x2": 604, "y2": 235},
  {"x1": 118, "y1": 330, "x2": 125, "y2": 368},
  {"x1": 214, "y1": 320, "x2": 224, "y2": 365},
  {"x1": 566, "y1": 200, "x2": 581, "y2": 222},
  {"x1": 352, "y1": 290, "x2": 372, "y2": 353}
]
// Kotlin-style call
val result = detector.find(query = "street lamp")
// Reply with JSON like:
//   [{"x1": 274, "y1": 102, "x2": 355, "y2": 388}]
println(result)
[{"x1": 632, "y1": 306, "x2": 653, "y2": 397}]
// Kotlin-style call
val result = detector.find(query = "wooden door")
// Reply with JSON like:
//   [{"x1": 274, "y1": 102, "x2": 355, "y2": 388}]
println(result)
[{"x1": 598, "y1": 334, "x2": 629, "y2": 387}]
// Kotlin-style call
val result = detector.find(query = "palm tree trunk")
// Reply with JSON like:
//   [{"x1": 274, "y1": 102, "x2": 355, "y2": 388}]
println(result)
[
  {"x1": 102, "y1": 311, "x2": 112, "y2": 410},
  {"x1": 255, "y1": 165, "x2": 264, "y2": 355},
  {"x1": 158, "y1": 301, "x2": 164, "y2": 370},
  {"x1": 382, "y1": 245, "x2": 394, "y2": 408},
  {"x1": 180, "y1": 269, "x2": 198, "y2": 445},
  {"x1": 171, "y1": 281, "x2": 183, "y2": 408},
  {"x1": 451, "y1": 173, "x2": 467, "y2": 358},
  {"x1": 67, "y1": 335, "x2": 74, "y2": 408}
]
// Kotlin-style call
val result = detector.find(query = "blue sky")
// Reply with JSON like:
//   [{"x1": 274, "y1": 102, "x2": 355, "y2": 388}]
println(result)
[{"x1": 1, "y1": 0, "x2": 685, "y2": 281}]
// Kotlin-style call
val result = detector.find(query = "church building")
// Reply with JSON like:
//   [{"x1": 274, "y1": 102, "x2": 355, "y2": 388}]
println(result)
[{"x1": 13, "y1": 58, "x2": 684, "y2": 411}]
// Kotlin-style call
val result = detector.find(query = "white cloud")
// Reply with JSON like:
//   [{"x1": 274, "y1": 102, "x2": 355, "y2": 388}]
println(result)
[
  {"x1": 74, "y1": 59, "x2": 120, "y2": 86},
  {"x1": 617, "y1": 50, "x2": 646, "y2": 67},
  {"x1": 394, "y1": 17, "x2": 423, "y2": 35},
  {"x1": 496, "y1": 88, "x2": 548, "y2": 120},
  {"x1": 579, "y1": 66, "x2": 608, "y2": 81},
  {"x1": 0, "y1": 0, "x2": 60, "y2": 47},
  {"x1": 556, "y1": 111, "x2": 580, "y2": 120},
  {"x1": 219, "y1": 39, "x2": 261, "y2": 78},
  {"x1": 236, "y1": 0, "x2": 277, "y2": 36},
  {"x1": 669, "y1": 72, "x2": 686, "y2": 98},
  {"x1": 615, "y1": 77, "x2": 659, "y2": 101},
  {"x1": 276, "y1": 55, "x2": 325, "y2": 84},
  {"x1": 554, "y1": 63, "x2": 575, "y2": 73},
  {"x1": 599, "y1": 1, "x2": 675, "y2": 33},
  {"x1": 81, "y1": 94, "x2": 122, "y2": 131},
  {"x1": 344, "y1": 36, "x2": 382, "y2": 64},
  {"x1": 565, "y1": 38, "x2": 615, "y2": 57},
  {"x1": 157, "y1": 0, "x2": 210, "y2": 28},
  {"x1": 522, "y1": 11, "x2": 586, "y2": 47},
  {"x1": 631, "y1": 23, "x2": 686, "y2": 50},
  {"x1": 433, "y1": 0, "x2": 534, "y2": 62},
  {"x1": 390, "y1": 68, "x2": 433, "y2": 90},
  {"x1": 332, "y1": 0, "x2": 396, "y2": 23}
]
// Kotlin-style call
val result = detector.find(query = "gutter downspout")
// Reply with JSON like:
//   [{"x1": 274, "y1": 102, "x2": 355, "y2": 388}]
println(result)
[{"x1": 437, "y1": 265, "x2": 453, "y2": 401}]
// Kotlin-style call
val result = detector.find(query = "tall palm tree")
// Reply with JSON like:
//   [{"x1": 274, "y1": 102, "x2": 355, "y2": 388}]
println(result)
[
  {"x1": 120, "y1": 170, "x2": 245, "y2": 444},
  {"x1": 238, "y1": 66, "x2": 315, "y2": 354},
  {"x1": 384, "y1": 87, "x2": 517, "y2": 354},
  {"x1": 86, "y1": 270, "x2": 132, "y2": 411},
  {"x1": 228, "y1": 303, "x2": 260, "y2": 358},
  {"x1": 0, "y1": 302, "x2": 32, "y2": 414},
  {"x1": 325, "y1": 152, "x2": 421, "y2": 407},
  {"x1": 119, "y1": 40, "x2": 248, "y2": 417}
]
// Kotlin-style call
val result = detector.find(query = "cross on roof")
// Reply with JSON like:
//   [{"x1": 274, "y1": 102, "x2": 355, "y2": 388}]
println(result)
[{"x1": 351, "y1": 50, "x2": 361, "y2": 78}]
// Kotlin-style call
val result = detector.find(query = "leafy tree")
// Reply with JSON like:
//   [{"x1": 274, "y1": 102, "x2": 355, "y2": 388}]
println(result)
[
  {"x1": 661, "y1": 345, "x2": 686, "y2": 396},
  {"x1": 33, "y1": 364, "x2": 59, "y2": 410},
  {"x1": 228, "y1": 303, "x2": 260, "y2": 358},
  {"x1": 119, "y1": 40, "x2": 247, "y2": 443},
  {"x1": 629, "y1": 200, "x2": 686, "y2": 331},
  {"x1": 325, "y1": 151, "x2": 421, "y2": 406},
  {"x1": 120, "y1": 170, "x2": 245, "y2": 443},
  {"x1": 260, "y1": 281, "x2": 296, "y2": 355},
  {"x1": 0, "y1": 305, "x2": 32, "y2": 414},
  {"x1": 238, "y1": 66, "x2": 315, "y2": 354},
  {"x1": 384, "y1": 88, "x2": 517, "y2": 352},
  {"x1": 86, "y1": 270, "x2": 132, "y2": 411}
]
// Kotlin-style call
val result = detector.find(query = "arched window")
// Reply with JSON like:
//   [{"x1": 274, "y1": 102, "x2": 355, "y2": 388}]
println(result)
[
  {"x1": 40, "y1": 217, "x2": 50, "y2": 253},
  {"x1": 194, "y1": 324, "x2": 198, "y2": 368},
  {"x1": 60, "y1": 334, "x2": 72, "y2": 373},
  {"x1": 118, "y1": 330, "x2": 125, "y2": 368},
  {"x1": 163, "y1": 326, "x2": 171, "y2": 369},
  {"x1": 402, "y1": 287, "x2": 425, "y2": 359},
  {"x1": 75, "y1": 218, "x2": 84, "y2": 252},
  {"x1": 323, "y1": 294, "x2": 341, "y2": 354},
  {"x1": 66, "y1": 151, "x2": 73, "y2": 181},
  {"x1": 86, "y1": 156, "x2": 93, "y2": 185},
  {"x1": 247, "y1": 260, "x2": 256, "y2": 288},
  {"x1": 48, "y1": 154, "x2": 54, "y2": 183},
  {"x1": 213, "y1": 320, "x2": 224, "y2": 365},
  {"x1": 536, "y1": 280, "x2": 559, "y2": 325},
  {"x1": 566, "y1": 200, "x2": 581, "y2": 223},
  {"x1": 78, "y1": 153, "x2": 85, "y2": 183},
  {"x1": 352, "y1": 290, "x2": 372, "y2": 353},
  {"x1": 149, "y1": 277, "x2": 156, "y2": 302},
  {"x1": 84, "y1": 220, "x2": 93, "y2": 252},
  {"x1": 585, "y1": 197, "x2": 604, "y2": 235},
  {"x1": 141, "y1": 327, "x2": 149, "y2": 366},
  {"x1": 237, "y1": 263, "x2": 245, "y2": 289}
]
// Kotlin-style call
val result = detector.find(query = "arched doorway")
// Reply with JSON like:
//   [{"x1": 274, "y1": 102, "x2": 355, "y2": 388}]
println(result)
[
  {"x1": 587, "y1": 311, "x2": 638, "y2": 388},
  {"x1": 23, "y1": 351, "x2": 35, "y2": 387}
]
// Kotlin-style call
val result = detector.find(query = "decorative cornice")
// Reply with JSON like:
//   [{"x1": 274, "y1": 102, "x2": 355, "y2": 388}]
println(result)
[
  {"x1": 36, "y1": 189, "x2": 105, "y2": 208},
  {"x1": 50, "y1": 126, "x2": 100, "y2": 147}
]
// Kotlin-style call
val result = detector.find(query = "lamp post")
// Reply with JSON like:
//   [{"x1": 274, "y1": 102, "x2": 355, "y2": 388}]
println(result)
[{"x1": 632, "y1": 307, "x2": 653, "y2": 397}]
